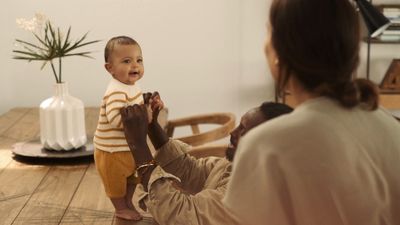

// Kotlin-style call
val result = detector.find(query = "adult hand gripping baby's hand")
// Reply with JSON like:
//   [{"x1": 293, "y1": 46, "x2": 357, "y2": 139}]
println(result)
[{"x1": 143, "y1": 91, "x2": 164, "y2": 124}]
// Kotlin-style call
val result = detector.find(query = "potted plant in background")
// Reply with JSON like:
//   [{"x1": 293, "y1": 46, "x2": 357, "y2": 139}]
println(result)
[{"x1": 13, "y1": 13, "x2": 100, "y2": 151}]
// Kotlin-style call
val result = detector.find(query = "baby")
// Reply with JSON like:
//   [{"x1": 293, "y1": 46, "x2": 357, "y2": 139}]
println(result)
[{"x1": 93, "y1": 36, "x2": 146, "y2": 220}]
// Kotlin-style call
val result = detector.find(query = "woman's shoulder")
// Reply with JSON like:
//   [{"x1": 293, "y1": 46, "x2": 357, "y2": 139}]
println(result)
[
  {"x1": 238, "y1": 105, "x2": 331, "y2": 156},
  {"x1": 253, "y1": 106, "x2": 321, "y2": 137}
]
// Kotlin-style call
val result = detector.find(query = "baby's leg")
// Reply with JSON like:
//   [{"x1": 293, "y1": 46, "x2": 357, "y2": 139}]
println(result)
[
  {"x1": 125, "y1": 182, "x2": 135, "y2": 209},
  {"x1": 111, "y1": 197, "x2": 142, "y2": 221},
  {"x1": 125, "y1": 182, "x2": 142, "y2": 218}
]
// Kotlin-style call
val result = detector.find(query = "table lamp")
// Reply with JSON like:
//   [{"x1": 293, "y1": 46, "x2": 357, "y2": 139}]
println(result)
[{"x1": 355, "y1": 0, "x2": 391, "y2": 79}]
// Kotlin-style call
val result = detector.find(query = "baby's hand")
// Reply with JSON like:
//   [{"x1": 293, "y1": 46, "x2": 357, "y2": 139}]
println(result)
[
  {"x1": 142, "y1": 92, "x2": 164, "y2": 124},
  {"x1": 150, "y1": 92, "x2": 164, "y2": 112},
  {"x1": 145, "y1": 104, "x2": 153, "y2": 124}
]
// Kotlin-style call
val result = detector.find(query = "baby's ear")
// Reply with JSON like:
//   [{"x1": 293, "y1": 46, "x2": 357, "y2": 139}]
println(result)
[{"x1": 104, "y1": 63, "x2": 112, "y2": 73}]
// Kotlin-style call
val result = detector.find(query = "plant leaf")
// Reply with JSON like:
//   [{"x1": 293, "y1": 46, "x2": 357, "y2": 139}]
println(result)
[
  {"x1": 63, "y1": 51, "x2": 95, "y2": 58},
  {"x1": 13, "y1": 56, "x2": 46, "y2": 61},
  {"x1": 61, "y1": 26, "x2": 71, "y2": 52},
  {"x1": 13, "y1": 19, "x2": 100, "y2": 81},
  {"x1": 72, "y1": 39, "x2": 101, "y2": 50},
  {"x1": 32, "y1": 33, "x2": 49, "y2": 48},
  {"x1": 13, "y1": 50, "x2": 46, "y2": 59},
  {"x1": 40, "y1": 61, "x2": 48, "y2": 70},
  {"x1": 14, "y1": 39, "x2": 46, "y2": 51},
  {"x1": 57, "y1": 28, "x2": 62, "y2": 52}
]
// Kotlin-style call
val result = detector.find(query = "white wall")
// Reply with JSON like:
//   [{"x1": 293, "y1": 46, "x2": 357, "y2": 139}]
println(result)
[
  {"x1": 1, "y1": 0, "x2": 274, "y2": 121},
  {"x1": 1, "y1": 0, "x2": 398, "y2": 121}
]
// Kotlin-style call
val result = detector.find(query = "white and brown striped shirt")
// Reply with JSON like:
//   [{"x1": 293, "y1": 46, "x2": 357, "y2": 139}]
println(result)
[{"x1": 94, "y1": 78, "x2": 144, "y2": 152}]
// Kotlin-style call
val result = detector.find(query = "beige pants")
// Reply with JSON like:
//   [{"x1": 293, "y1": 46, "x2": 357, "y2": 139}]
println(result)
[{"x1": 94, "y1": 149, "x2": 137, "y2": 198}]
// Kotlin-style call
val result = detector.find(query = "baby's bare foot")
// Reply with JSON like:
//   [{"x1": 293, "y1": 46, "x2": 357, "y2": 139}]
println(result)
[{"x1": 115, "y1": 208, "x2": 142, "y2": 221}]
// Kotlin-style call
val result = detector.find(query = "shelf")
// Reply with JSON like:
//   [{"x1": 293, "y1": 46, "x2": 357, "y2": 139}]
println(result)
[
  {"x1": 380, "y1": 89, "x2": 400, "y2": 94},
  {"x1": 362, "y1": 37, "x2": 400, "y2": 44}
]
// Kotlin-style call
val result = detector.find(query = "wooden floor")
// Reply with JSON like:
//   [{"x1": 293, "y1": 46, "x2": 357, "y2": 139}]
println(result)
[{"x1": 0, "y1": 107, "x2": 155, "y2": 225}]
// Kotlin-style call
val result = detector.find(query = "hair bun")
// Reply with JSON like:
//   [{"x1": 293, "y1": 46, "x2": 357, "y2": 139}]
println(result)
[
  {"x1": 354, "y1": 79, "x2": 379, "y2": 110},
  {"x1": 338, "y1": 81, "x2": 359, "y2": 108},
  {"x1": 337, "y1": 79, "x2": 378, "y2": 110}
]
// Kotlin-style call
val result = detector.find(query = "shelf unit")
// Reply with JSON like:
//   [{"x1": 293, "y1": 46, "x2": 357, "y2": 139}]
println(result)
[
  {"x1": 363, "y1": 38, "x2": 400, "y2": 44},
  {"x1": 365, "y1": 4, "x2": 400, "y2": 100}
]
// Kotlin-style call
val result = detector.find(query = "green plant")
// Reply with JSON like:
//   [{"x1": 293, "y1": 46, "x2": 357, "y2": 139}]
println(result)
[{"x1": 13, "y1": 13, "x2": 101, "y2": 83}]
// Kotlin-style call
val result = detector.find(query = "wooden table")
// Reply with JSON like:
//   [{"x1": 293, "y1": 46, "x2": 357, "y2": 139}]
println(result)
[{"x1": 0, "y1": 107, "x2": 155, "y2": 225}]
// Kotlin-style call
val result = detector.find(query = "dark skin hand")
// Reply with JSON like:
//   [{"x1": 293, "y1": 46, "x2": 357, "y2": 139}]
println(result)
[
  {"x1": 120, "y1": 104, "x2": 152, "y2": 164},
  {"x1": 143, "y1": 92, "x2": 169, "y2": 149},
  {"x1": 120, "y1": 92, "x2": 167, "y2": 190}
]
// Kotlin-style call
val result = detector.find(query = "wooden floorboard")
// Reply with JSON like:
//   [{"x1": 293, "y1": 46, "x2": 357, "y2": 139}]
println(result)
[
  {"x1": 0, "y1": 108, "x2": 31, "y2": 136},
  {"x1": 0, "y1": 150, "x2": 12, "y2": 175},
  {"x1": 0, "y1": 136, "x2": 20, "y2": 150},
  {"x1": 113, "y1": 216, "x2": 158, "y2": 225},
  {"x1": 59, "y1": 164, "x2": 114, "y2": 225},
  {"x1": 0, "y1": 160, "x2": 50, "y2": 225},
  {"x1": 0, "y1": 108, "x2": 32, "y2": 152},
  {"x1": 0, "y1": 108, "x2": 157, "y2": 224},
  {"x1": 1, "y1": 108, "x2": 40, "y2": 142},
  {"x1": 11, "y1": 165, "x2": 89, "y2": 225}
]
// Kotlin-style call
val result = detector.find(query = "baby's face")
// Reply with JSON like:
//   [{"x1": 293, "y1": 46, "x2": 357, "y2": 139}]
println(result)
[{"x1": 105, "y1": 44, "x2": 144, "y2": 85}]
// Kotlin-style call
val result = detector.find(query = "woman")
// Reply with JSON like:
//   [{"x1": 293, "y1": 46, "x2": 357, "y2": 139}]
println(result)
[{"x1": 224, "y1": 0, "x2": 400, "y2": 224}]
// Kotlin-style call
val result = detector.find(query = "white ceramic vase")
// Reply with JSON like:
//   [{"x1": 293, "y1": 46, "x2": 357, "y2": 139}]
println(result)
[{"x1": 39, "y1": 82, "x2": 87, "y2": 151}]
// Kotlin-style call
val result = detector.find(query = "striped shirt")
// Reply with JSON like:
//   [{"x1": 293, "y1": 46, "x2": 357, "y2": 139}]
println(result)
[{"x1": 94, "y1": 78, "x2": 144, "y2": 152}]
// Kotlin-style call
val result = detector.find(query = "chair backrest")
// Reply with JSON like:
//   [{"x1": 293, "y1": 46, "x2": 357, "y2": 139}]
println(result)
[
  {"x1": 165, "y1": 112, "x2": 235, "y2": 146},
  {"x1": 187, "y1": 144, "x2": 228, "y2": 159}
]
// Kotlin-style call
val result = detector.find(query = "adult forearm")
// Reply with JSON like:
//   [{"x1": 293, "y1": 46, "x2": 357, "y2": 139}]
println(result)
[
  {"x1": 148, "y1": 121, "x2": 169, "y2": 150},
  {"x1": 127, "y1": 141, "x2": 153, "y2": 165},
  {"x1": 128, "y1": 143, "x2": 156, "y2": 191}
]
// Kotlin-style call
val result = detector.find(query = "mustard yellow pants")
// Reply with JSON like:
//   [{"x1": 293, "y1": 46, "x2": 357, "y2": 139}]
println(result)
[{"x1": 94, "y1": 149, "x2": 137, "y2": 198}]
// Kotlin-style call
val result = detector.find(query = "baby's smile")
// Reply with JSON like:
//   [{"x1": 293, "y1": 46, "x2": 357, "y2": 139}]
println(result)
[{"x1": 129, "y1": 71, "x2": 139, "y2": 76}]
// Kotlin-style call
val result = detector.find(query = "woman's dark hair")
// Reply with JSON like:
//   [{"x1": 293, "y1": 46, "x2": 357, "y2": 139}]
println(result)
[{"x1": 270, "y1": 0, "x2": 378, "y2": 110}]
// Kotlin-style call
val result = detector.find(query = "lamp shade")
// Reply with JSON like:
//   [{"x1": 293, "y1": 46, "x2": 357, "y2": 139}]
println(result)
[{"x1": 355, "y1": 0, "x2": 391, "y2": 37}]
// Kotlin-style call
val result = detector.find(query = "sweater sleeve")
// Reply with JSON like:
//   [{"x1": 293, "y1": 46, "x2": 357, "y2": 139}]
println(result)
[
  {"x1": 136, "y1": 165, "x2": 239, "y2": 225},
  {"x1": 154, "y1": 139, "x2": 221, "y2": 194},
  {"x1": 104, "y1": 92, "x2": 127, "y2": 128}
]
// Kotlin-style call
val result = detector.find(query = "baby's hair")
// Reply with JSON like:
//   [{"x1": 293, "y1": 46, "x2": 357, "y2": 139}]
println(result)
[{"x1": 104, "y1": 36, "x2": 139, "y2": 62}]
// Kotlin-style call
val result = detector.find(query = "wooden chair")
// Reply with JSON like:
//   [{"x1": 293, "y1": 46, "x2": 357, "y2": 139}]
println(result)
[
  {"x1": 165, "y1": 112, "x2": 235, "y2": 147},
  {"x1": 187, "y1": 144, "x2": 229, "y2": 159}
]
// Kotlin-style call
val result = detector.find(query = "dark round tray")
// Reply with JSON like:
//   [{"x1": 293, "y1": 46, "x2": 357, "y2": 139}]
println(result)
[{"x1": 12, "y1": 137, "x2": 94, "y2": 159}]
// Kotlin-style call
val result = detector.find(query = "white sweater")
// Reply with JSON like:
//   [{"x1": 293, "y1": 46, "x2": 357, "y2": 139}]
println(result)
[
  {"x1": 94, "y1": 78, "x2": 143, "y2": 152},
  {"x1": 225, "y1": 97, "x2": 400, "y2": 225}
]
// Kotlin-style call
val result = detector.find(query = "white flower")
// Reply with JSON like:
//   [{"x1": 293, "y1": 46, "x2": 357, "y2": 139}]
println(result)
[
  {"x1": 34, "y1": 13, "x2": 47, "y2": 24},
  {"x1": 34, "y1": 13, "x2": 47, "y2": 30},
  {"x1": 16, "y1": 17, "x2": 36, "y2": 32},
  {"x1": 16, "y1": 13, "x2": 48, "y2": 33}
]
